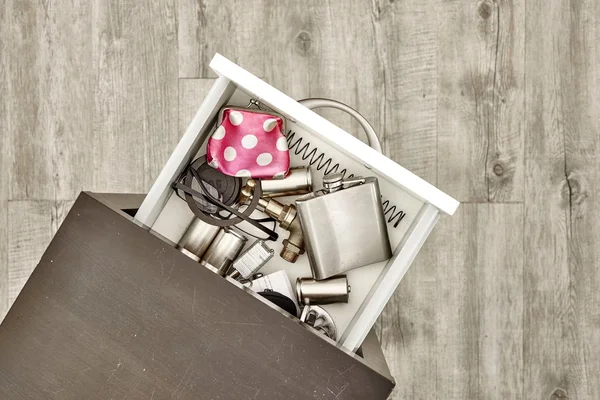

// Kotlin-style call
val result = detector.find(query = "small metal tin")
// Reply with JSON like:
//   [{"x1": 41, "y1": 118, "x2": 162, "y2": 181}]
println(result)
[
  {"x1": 230, "y1": 240, "x2": 274, "y2": 279},
  {"x1": 177, "y1": 218, "x2": 221, "y2": 261},
  {"x1": 296, "y1": 276, "x2": 350, "y2": 305},
  {"x1": 261, "y1": 167, "x2": 313, "y2": 198},
  {"x1": 200, "y1": 228, "x2": 247, "y2": 275}
]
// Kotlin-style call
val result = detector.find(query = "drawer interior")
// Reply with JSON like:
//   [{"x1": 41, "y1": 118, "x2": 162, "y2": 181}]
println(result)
[{"x1": 135, "y1": 56, "x2": 457, "y2": 351}]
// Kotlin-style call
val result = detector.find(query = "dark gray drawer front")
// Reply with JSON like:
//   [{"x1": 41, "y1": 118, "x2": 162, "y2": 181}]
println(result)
[{"x1": 0, "y1": 192, "x2": 393, "y2": 400}]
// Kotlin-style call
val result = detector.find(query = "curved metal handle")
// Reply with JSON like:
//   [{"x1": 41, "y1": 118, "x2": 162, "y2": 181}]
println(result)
[{"x1": 298, "y1": 98, "x2": 383, "y2": 154}]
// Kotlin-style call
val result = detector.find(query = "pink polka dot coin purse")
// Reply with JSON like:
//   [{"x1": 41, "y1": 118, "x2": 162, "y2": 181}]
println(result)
[{"x1": 206, "y1": 107, "x2": 290, "y2": 179}]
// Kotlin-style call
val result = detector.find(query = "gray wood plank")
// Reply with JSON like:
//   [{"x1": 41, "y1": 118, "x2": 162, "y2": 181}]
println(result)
[
  {"x1": 178, "y1": 79, "x2": 218, "y2": 135},
  {"x1": 435, "y1": 204, "x2": 523, "y2": 400},
  {"x1": 304, "y1": 0, "x2": 384, "y2": 146},
  {"x1": 0, "y1": 4, "x2": 8, "y2": 321},
  {"x1": 437, "y1": 0, "x2": 524, "y2": 202},
  {"x1": 7, "y1": 201, "x2": 55, "y2": 305},
  {"x1": 0, "y1": 201, "x2": 7, "y2": 322},
  {"x1": 262, "y1": 2, "x2": 311, "y2": 98},
  {"x1": 92, "y1": 0, "x2": 178, "y2": 194},
  {"x1": 377, "y1": 236, "x2": 438, "y2": 400},
  {"x1": 2, "y1": 1, "x2": 94, "y2": 201},
  {"x1": 178, "y1": 0, "x2": 265, "y2": 78},
  {"x1": 524, "y1": 0, "x2": 600, "y2": 398},
  {"x1": 375, "y1": 3, "x2": 441, "y2": 397},
  {"x1": 380, "y1": 204, "x2": 523, "y2": 400},
  {"x1": 2, "y1": 2, "x2": 59, "y2": 200},
  {"x1": 263, "y1": 1, "x2": 383, "y2": 146},
  {"x1": 373, "y1": 0, "x2": 438, "y2": 184},
  {"x1": 7, "y1": 200, "x2": 74, "y2": 309}
]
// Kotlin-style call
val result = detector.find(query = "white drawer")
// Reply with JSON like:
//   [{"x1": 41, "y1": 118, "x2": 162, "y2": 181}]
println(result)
[{"x1": 134, "y1": 54, "x2": 459, "y2": 352}]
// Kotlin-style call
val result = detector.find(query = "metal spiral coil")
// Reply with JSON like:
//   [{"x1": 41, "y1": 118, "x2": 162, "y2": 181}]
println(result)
[{"x1": 286, "y1": 130, "x2": 406, "y2": 228}]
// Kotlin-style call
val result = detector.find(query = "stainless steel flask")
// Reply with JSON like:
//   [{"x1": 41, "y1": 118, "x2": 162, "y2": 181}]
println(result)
[{"x1": 295, "y1": 173, "x2": 392, "y2": 280}]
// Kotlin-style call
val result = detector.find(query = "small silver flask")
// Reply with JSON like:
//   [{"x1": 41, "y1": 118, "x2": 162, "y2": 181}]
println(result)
[{"x1": 295, "y1": 173, "x2": 392, "y2": 280}]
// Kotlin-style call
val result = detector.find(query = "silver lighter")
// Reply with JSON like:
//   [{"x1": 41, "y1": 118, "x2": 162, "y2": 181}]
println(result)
[
  {"x1": 229, "y1": 240, "x2": 274, "y2": 280},
  {"x1": 295, "y1": 173, "x2": 392, "y2": 280}
]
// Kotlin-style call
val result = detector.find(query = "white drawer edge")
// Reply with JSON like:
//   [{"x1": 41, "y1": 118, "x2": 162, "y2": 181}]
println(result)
[
  {"x1": 210, "y1": 53, "x2": 459, "y2": 216},
  {"x1": 135, "y1": 76, "x2": 237, "y2": 227},
  {"x1": 338, "y1": 203, "x2": 440, "y2": 352}
]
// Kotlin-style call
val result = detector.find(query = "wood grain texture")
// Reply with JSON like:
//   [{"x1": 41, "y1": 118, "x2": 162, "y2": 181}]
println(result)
[
  {"x1": 524, "y1": 0, "x2": 600, "y2": 398},
  {"x1": 373, "y1": 0, "x2": 438, "y2": 184},
  {"x1": 7, "y1": 201, "x2": 74, "y2": 307},
  {"x1": 262, "y1": 1, "x2": 383, "y2": 146},
  {"x1": 436, "y1": 203, "x2": 523, "y2": 400},
  {"x1": 178, "y1": 79, "x2": 217, "y2": 135},
  {"x1": 437, "y1": 0, "x2": 524, "y2": 202},
  {"x1": 305, "y1": 0, "x2": 384, "y2": 146},
  {"x1": 3, "y1": 1, "x2": 54, "y2": 200},
  {"x1": 0, "y1": 201, "x2": 7, "y2": 321},
  {"x1": 377, "y1": 237, "x2": 438, "y2": 400},
  {"x1": 178, "y1": 0, "x2": 265, "y2": 78},
  {"x1": 92, "y1": 0, "x2": 178, "y2": 193},
  {"x1": 375, "y1": 1, "x2": 441, "y2": 389},
  {"x1": 0, "y1": 4, "x2": 8, "y2": 321},
  {"x1": 7, "y1": 201, "x2": 55, "y2": 305},
  {"x1": 262, "y1": 1, "x2": 311, "y2": 98}
]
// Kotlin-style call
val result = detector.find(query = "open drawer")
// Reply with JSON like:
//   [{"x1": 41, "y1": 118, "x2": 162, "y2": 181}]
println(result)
[{"x1": 134, "y1": 54, "x2": 459, "y2": 353}]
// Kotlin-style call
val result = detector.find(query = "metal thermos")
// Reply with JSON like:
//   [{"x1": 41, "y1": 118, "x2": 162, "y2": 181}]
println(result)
[
  {"x1": 200, "y1": 228, "x2": 247, "y2": 275},
  {"x1": 261, "y1": 167, "x2": 313, "y2": 198},
  {"x1": 177, "y1": 218, "x2": 221, "y2": 261},
  {"x1": 296, "y1": 276, "x2": 350, "y2": 305}
]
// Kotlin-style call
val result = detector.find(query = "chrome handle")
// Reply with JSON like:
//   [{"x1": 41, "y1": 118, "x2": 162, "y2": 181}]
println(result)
[{"x1": 298, "y1": 98, "x2": 383, "y2": 154}]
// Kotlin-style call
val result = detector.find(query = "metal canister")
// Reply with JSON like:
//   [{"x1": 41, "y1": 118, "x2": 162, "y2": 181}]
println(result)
[
  {"x1": 261, "y1": 167, "x2": 313, "y2": 198},
  {"x1": 177, "y1": 218, "x2": 221, "y2": 261},
  {"x1": 200, "y1": 228, "x2": 247, "y2": 275},
  {"x1": 296, "y1": 276, "x2": 350, "y2": 305}
]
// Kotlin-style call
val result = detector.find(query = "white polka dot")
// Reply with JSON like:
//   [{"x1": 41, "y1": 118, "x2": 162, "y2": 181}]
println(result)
[
  {"x1": 208, "y1": 159, "x2": 219, "y2": 169},
  {"x1": 229, "y1": 111, "x2": 244, "y2": 126},
  {"x1": 236, "y1": 169, "x2": 251, "y2": 177},
  {"x1": 273, "y1": 171, "x2": 287, "y2": 179},
  {"x1": 212, "y1": 126, "x2": 226, "y2": 140},
  {"x1": 256, "y1": 153, "x2": 273, "y2": 166},
  {"x1": 241, "y1": 134, "x2": 258, "y2": 149},
  {"x1": 224, "y1": 147, "x2": 237, "y2": 162},
  {"x1": 276, "y1": 137, "x2": 288, "y2": 151},
  {"x1": 263, "y1": 118, "x2": 278, "y2": 132}
]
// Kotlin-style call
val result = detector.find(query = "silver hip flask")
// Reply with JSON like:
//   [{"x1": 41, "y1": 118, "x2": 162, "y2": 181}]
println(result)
[{"x1": 295, "y1": 173, "x2": 392, "y2": 280}]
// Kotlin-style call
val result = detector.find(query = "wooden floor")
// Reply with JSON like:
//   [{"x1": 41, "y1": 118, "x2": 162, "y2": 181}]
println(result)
[{"x1": 1, "y1": 1, "x2": 599, "y2": 398}]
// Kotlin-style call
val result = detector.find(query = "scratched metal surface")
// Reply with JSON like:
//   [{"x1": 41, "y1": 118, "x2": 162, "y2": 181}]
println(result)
[{"x1": 0, "y1": 193, "x2": 393, "y2": 399}]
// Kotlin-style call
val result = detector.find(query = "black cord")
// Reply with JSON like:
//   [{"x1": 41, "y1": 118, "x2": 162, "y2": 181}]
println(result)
[{"x1": 173, "y1": 157, "x2": 279, "y2": 241}]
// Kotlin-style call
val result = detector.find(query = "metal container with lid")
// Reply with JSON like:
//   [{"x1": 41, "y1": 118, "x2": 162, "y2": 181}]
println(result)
[{"x1": 296, "y1": 276, "x2": 350, "y2": 305}]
